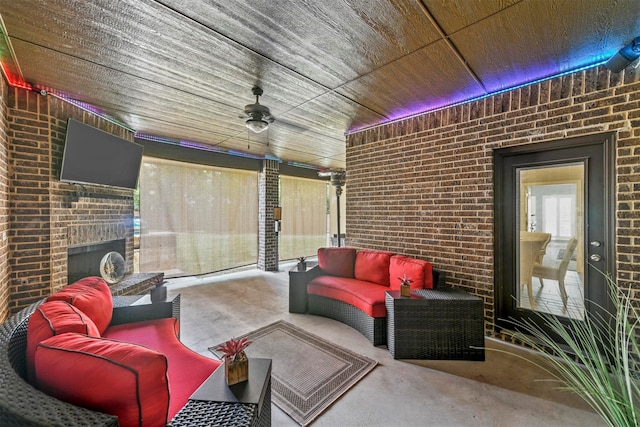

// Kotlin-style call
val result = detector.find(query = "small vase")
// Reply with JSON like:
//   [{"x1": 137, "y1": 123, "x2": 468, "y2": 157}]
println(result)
[
  {"x1": 400, "y1": 284, "x2": 411, "y2": 297},
  {"x1": 225, "y1": 352, "x2": 249, "y2": 386},
  {"x1": 297, "y1": 262, "x2": 307, "y2": 271}
]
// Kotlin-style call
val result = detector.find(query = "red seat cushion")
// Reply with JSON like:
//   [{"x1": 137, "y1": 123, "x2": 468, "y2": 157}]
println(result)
[
  {"x1": 308, "y1": 275, "x2": 388, "y2": 317},
  {"x1": 354, "y1": 250, "x2": 394, "y2": 286},
  {"x1": 35, "y1": 333, "x2": 170, "y2": 427},
  {"x1": 389, "y1": 255, "x2": 434, "y2": 290},
  {"x1": 26, "y1": 301, "x2": 100, "y2": 385},
  {"x1": 47, "y1": 276, "x2": 113, "y2": 334},
  {"x1": 104, "y1": 317, "x2": 221, "y2": 419},
  {"x1": 318, "y1": 247, "x2": 357, "y2": 278}
]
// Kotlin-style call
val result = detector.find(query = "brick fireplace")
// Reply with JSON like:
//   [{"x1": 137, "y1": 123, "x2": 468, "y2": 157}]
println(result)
[
  {"x1": 65, "y1": 221, "x2": 130, "y2": 284},
  {"x1": 67, "y1": 239, "x2": 126, "y2": 284},
  {"x1": 5, "y1": 88, "x2": 135, "y2": 314}
]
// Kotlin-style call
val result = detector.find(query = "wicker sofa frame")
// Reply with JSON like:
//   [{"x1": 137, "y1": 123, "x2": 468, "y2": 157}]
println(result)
[
  {"x1": 306, "y1": 266, "x2": 447, "y2": 346},
  {"x1": 0, "y1": 299, "x2": 119, "y2": 426},
  {"x1": 308, "y1": 294, "x2": 388, "y2": 345},
  {"x1": 0, "y1": 294, "x2": 197, "y2": 426}
]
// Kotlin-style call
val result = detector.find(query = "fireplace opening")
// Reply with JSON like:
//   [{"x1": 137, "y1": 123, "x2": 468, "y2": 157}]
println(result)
[{"x1": 67, "y1": 239, "x2": 126, "y2": 284}]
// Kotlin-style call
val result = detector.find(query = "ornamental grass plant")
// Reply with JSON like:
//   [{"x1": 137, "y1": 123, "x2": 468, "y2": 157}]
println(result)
[{"x1": 498, "y1": 271, "x2": 639, "y2": 427}]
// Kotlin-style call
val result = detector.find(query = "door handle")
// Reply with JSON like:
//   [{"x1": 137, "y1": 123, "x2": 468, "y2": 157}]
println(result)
[{"x1": 589, "y1": 254, "x2": 602, "y2": 262}]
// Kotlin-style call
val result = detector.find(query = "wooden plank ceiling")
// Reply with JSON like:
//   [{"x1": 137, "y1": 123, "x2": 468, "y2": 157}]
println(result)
[{"x1": 0, "y1": 0, "x2": 639, "y2": 169}]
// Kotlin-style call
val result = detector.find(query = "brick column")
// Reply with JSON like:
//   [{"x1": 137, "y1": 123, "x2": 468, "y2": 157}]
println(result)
[{"x1": 258, "y1": 159, "x2": 279, "y2": 271}]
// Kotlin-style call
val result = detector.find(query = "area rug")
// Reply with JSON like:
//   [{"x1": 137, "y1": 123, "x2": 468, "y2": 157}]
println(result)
[{"x1": 209, "y1": 320, "x2": 377, "y2": 426}]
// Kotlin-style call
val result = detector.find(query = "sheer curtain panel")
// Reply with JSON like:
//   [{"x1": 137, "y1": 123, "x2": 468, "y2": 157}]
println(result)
[
  {"x1": 279, "y1": 176, "x2": 327, "y2": 260},
  {"x1": 139, "y1": 157, "x2": 258, "y2": 276}
]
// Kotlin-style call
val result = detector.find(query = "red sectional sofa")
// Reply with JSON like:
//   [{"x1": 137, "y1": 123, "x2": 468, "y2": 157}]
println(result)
[
  {"x1": 305, "y1": 247, "x2": 446, "y2": 345},
  {"x1": 3, "y1": 276, "x2": 221, "y2": 427}
]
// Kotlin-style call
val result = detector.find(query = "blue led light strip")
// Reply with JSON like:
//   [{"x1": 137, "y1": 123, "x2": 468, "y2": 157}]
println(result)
[
  {"x1": 53, "y1": 94, "x2": 136, "y2": 132},
  {"x1": 345, "y1": 60, "x2": 608, "y2": 135}
]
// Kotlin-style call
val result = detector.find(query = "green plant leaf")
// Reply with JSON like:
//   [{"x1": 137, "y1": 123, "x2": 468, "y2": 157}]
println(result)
[{"x1": 494, "y1": 268, "x2": 639, "y2": 427}]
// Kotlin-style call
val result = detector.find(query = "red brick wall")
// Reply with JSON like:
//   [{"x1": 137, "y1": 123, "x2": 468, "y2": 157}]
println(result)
[
  {"x1": 7, "y1": 88, "x2": 53, "y2": 314},
  {"x1": 3, "y1": 88, "x2": 135, "y2": 317},
  {"x1": 258, "y1": 159, "x2": 280, "y2": 271},
  {"x1": 346, "y1": 65, "x2": 640, "y2": 333},
  {"x1": 0, "y1": 77, "x2": 10, "y2": 321}
]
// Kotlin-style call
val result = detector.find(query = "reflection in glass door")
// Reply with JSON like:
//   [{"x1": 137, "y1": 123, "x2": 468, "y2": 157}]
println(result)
[{"x1": 517, "y1": 163, "x2": 584, "y2": 320}]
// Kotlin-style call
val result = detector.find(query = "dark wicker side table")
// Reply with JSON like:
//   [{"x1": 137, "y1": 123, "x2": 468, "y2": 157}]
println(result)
[
  {"x1": 169, "y1": 358, "x2": 272, "y2": 427},
  {"x1": 288, "y1": 263, "x2": 319, "y2": 313},
  {"x1": 110, "y1": 294, "x2": 181, "y2": 330},
  {"x1": 385, "y1": 288, "x2": 485, "y2": 360}
]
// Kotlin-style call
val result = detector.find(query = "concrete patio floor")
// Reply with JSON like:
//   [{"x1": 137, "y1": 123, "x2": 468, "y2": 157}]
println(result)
[{"x1": 164, "y1": 263, "x2": 603, "y2": 427}]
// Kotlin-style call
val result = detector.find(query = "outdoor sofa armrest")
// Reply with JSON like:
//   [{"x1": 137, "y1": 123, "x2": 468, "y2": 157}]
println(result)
[{"x1": 0, "y1": 300, "x2": 119, "y2": 427}]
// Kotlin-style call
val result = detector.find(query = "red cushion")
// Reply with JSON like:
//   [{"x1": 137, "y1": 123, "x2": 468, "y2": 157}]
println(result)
[
  {"x1": 317, "y1": 247, "x2": 357, "y2": 278},
  {"x1": 35, "y1": 333, "x2": 170, "y2": 427},
  {"x1": 389, "y1": 255, "x2": 434, "y2": 290},
  {"x1": 104, "y1": 317, "x2": 221, "y2": 419},
  {"x1": 389, "y1": 256, "x2": 424, "y2": 289},
  {"x1": 26, "y1": 301, "x2": 100, "y2": 385},
  {"x1": 354, "y1": 250, "x2": 393, "y2": 286},
  {"x1": 308, "y1": 275, "x2": 388, "y2": 317},
  {"x1": 47, "y1": 276, "x2": 113, "y2": 334}
]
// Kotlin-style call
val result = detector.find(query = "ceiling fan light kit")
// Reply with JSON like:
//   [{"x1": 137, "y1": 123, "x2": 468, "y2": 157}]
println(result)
[
  {"x1": 246, "y1": 118, "x2": 269, "y2": 133},
  {"x1": 244, "y1": 86, "x2": 274, "y2": 133}
]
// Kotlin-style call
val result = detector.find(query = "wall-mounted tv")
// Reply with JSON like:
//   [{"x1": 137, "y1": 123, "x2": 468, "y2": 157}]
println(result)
[{"x1": 60, "y1": 118, "x2": 144, "y2": 190}]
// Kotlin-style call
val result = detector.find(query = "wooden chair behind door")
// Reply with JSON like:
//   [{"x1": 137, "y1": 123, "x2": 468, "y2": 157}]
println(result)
[{"x1": 532, "y1": 237, "x2": 579, "y2": 306}]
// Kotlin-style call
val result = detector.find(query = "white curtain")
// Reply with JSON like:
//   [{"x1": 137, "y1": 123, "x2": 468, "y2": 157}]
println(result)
[
  {"x1": 279, "y1": 176, "x2": 327, "y2": 260},
  {"x1": 139, "y1": 157, "x2": 258, "y2": 276}
]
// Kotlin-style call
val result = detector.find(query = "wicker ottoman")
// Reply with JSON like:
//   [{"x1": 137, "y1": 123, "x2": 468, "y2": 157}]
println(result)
[{"x1": 385, "y1": 288, "x2": 485, "y2": 360}]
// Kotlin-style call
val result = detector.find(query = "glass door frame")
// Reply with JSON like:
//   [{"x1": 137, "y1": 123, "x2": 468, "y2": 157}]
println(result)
[{"x1": 494, "y1": 133, "x2": 616, "y2": 338}]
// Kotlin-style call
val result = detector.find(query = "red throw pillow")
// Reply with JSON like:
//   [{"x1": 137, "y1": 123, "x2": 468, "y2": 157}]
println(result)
[
  {"x1": 26, "y1": 301, "x2": 100, "y2": 385},
  {"x1": 35, "y1": 333, "x2": 170, "y2": 427},
  {"x1": 389, "y1": 255, "x2": 434, "y2": 290},
  {"x1": 317, "y1": 247, "x2": 357, "y2": 278},
  {"x1": 47, "y1": 276, "x2": 113, "y2": 334},
  {"x1": 354, "y1": 250, "x2": 394, "y2": 286}
]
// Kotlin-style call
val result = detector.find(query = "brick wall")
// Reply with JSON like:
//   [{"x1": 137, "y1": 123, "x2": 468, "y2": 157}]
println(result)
[
  {"x1": 258, "y1": 159, "x2": 280, "y2": 271},
  {"x1": 48, "y1": 100, "x2": 134, "y2": 292},
  {"x1": 346, "y1": 65, "x2": 640, "y2": 334},
  {"x1": 4, "y1": 88, "x2": 135, "y2": 317},
  {"x1": 0, "y1": 77, "x2": 10, "y2": 321}
]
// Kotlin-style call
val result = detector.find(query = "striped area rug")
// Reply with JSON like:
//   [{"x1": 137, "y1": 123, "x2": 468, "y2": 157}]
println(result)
[{"x1": 210, "y1": 320, "x2": 377, "y2": 426}]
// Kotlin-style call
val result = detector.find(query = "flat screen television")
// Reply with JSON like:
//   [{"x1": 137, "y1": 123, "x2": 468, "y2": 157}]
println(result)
[{"x1": 60, "y1": 118, "x2": 144, "y2": 190}]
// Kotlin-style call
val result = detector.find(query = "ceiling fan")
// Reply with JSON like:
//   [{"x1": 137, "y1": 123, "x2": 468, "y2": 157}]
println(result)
[{"x1": 242, "y1": 86, "x2": 274, "y2": 133}]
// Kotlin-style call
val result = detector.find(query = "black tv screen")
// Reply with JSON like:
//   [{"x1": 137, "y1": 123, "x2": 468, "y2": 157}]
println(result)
[{"x1": 60, "y1": 119, "x2": 143, "y2": 190}]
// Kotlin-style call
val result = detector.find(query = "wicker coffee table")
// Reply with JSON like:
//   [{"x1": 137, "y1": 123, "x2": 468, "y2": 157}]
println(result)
[{"x1": 385, "y1": 287, "x2": 485, "y2": 360}]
